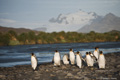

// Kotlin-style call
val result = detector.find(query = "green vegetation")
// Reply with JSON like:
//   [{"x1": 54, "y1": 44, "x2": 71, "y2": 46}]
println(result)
[{"x1": 0, "y1": 30, "x2": 120, "y2": 46}]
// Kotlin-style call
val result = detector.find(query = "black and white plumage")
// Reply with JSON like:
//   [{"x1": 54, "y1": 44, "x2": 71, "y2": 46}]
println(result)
[
  {"x1": 76, "y1": 51, "x2": 82, "y2": 68},
  {"x1": 54, "y1": 50, "x2": 61, "y2": 66},
  {"x1": 63, "y1": 54, "x2": 69, "y2": 65},
  {"x1": 86, "y1": 52, "x2": 94, "y2": 67},
  {"x1": 93, "y1": 47, "x2": 99, "y2": 60},
  {"x1": 69, "y1": 49, "x2": 75, "y2": 65},
  {"x1": 98, "y1": 51, "x2": 106, "y2": 69},
  {"x1": 31, "y1": 53, "x2": 38, "y2": 70},
  {"x1": 89, "y1": 52, "x2": 97, "y2": 62}
]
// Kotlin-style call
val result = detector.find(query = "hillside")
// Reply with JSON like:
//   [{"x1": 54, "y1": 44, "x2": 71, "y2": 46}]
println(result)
[
  {"x1": 77, "y1": 13, "x2": 120, "y2": 33},
  {"x1": 0, "y1": 26, "x2": 39, "y2": 34}
]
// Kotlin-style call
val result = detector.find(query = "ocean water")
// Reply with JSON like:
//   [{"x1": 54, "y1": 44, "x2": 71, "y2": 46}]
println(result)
[{"x1": 0, "y1": 42, "x2": 120, "y2": 67}]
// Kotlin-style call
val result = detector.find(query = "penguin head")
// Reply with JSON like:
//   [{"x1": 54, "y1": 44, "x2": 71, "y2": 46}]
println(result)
[
  {"x1": 95, "y1": 46, "x2": 99, "y2": 50},
  {"x1": 86, "y1": 52, "x2": 89, "y2": 55},
  {"x1": 55, "y1": 50, "x2": 58, "y2": 53},
  {"x1": 89, "y1": 52, "x2": 91, "y2": 55},
  {"x1": 95, "y1": 47, "x2": 97, "y2": 50},
  {"x1": 89, "y1": 52, "x2": 91, "y2": 54},
  {"x1": 76, "y1": 51, "x2": 80, "y2": 55},
  {"x1": 70, "y1": 48, "x2": 73, "y2": 51},
  {"x1": 100, "y1": 51, "x2": 103, "y2": 55},
  {"x1": 31, "y1": 53, "x2": 34, "y2": 56}
]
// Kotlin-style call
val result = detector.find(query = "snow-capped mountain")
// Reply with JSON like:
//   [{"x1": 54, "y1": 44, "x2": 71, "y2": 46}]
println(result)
[
  {"x1": 45, "y1": 10, "x2": 101, "y2": 32},
  {"x1": 49, "y1": 10, "x2": 98, "y2": 25}
]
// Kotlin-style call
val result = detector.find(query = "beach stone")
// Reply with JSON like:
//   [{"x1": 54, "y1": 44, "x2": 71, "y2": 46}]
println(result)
[
  {"x1": 74, "y1": 75, "x2": 80, "y2": 79},
  {"x1": 84, "y1": 77, "x2": 89, "y2": 80},
  {"x1": 50, "y1": 74, "x2": 55, "y2": 77},
  {"x1": 95, "y1": 70, "x2": 108, "y2": 73},
  {"x1": 77, "y1": 72, "x2": 81, "y2": 75},
  {"x1": 46, "y1": 69, "x2": 49, "y2": 72},
  {"x1": 0, "y1": 75, "x2": 6, "y2": 79},
  {"x1": 116, "y1": 65, "x2": 120, "y2": 68},
  {"x1": 66, "y1": 73, "x2": 73, "y2": 77}
]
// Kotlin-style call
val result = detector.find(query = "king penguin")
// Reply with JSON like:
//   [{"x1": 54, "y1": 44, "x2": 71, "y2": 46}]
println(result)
[
  {"x1": 31, "y1": 53, "x2": 38, "y2": 70},
  {"x1": 86, "y1": 52, "x2": 93, "y2": 67},
  {"x1": 76, "y1": 51, "x2": 82, "y2": 68},
  {"x1": 89, "y1": 52, "x2": 97, "y2": 62},
  {"x1": 63, "y1": 54, "x2": 69, "y2": 65},
  {"x1": 98, "y1": 51, "x2": 106, "y2": 69},
  {"x1": 54, "y1": 50, "x2": 61, "y2": 66},
  {"x1": 93, "y1": 47, "x2": 99, "y2": 60},
  {"x1": 69, "y1": 48, "x2": 75, "y2": 65}
]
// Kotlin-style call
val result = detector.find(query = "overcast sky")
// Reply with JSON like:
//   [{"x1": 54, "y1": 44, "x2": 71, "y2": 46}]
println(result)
[{"x1": 0, "y1": 0, "x2": 120, "y2": 29}]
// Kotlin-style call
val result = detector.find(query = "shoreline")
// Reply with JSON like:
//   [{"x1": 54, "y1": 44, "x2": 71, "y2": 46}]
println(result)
[
  {"x1": 0, "y1": 41, "x2": 120, "y2": 47},
  {"x1": 0, "y1": 52, "x2": 120, "y2": 80}
]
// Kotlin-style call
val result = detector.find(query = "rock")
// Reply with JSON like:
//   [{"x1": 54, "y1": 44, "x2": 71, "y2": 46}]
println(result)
[
  {"x1": 45, "y1": 69, "x2": 49, "y2": 72},
  {"x1": 107, "y1": 75, "x2": 112, "y2": 78},
  {"x1": 84, "y1": 77, "x2": 89, "y2": 80},
  {"x1": 50, "y1": 74, "x2": 55, "y2": 77},
  {"x1": 77, "y1": 72, "x2": 81, "y2": 75},
  {"x1": 0, "y1": 75, "x2": 6, "y2": 79},
  {"x1": 74, "y1": 75, "x2": 80, "y2": 79},
  {"x1": 117, "y1": 65, "x2": 120, "y2": 68},
  {"x1": 66, "y1": 73, "x2": 73, "y2": 77},
  {"x1": 95, "y1": 70, "x2": 108, "y2": 73}
]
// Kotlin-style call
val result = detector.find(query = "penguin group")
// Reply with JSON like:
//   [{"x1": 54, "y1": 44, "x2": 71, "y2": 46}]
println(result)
[
  {"x1": 31, "y1": 47, "x2": 106, "y2": 71},
  {"x1": 53, "y1": 47, "x2": 106, "y2": 69}
]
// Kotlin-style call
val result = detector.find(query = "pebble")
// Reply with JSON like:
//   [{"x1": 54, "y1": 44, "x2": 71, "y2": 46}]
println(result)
[
  {"x1": 66, "y1": 73, "x2": 73, "y2": 77},
  {"x1": 0, "y1": 75, "x2": 6, "y2": 79},
  {"x1": 116, "y1": 65, "x2": 120, "y2": 68}
]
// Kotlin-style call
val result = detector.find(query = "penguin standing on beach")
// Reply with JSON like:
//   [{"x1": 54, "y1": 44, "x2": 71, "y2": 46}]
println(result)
[
  {"x1": 31, "y1": 53, "x2": 38, "y2": 70},
  {"x1": 98, "y1": 51, "x2": 106, "y2": 69},
  {"x1": 86, "y1": 52, "x2": 93, "y2": 67},
  {"x1": 93, "y1": 47, "x2": 99, "y2": 60},
  {"x1": 76, "y1": 51, "x2": 82, "y2": 68},
  {"x1": 63, "y1": 54, "x2": 69, "y2": 65},
  {"x1": 54, "y1": 50, "x2": 61, "y2": 66},
  {"x1": 89, "y1": 52, "x2": 97, "y2": 62},
  {"x1": 69, "y1": 49, "x2": 75, "y2": 65}
]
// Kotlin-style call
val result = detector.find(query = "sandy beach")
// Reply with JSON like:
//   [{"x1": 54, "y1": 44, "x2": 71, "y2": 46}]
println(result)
[{"x1": 0, "y1": 52, "x2": 120, "y2": 80}]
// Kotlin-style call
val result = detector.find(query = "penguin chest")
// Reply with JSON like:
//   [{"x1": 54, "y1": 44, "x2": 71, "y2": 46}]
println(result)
[
  {"x1": 63, "y1": 55, "x2": 67, "y2": 61},
  {"x1": 99, "y1": 55, "x2": 105, "y2": 64},
  {"x1": 94, "y1": 51, "x2": 98, "y2": 59},
  {"x1": 86, "y1": 56, "x2": 92, "y2": 64},
  {"x1": 54, "y1": 54, "x2": 60, "y2": 62},
  {"x1": 76, "y1": 55, "x2": 82, "y2": 64},
  {"x1": 31, "y1": 56, "x2": 37, "y2": 69},
  {"x1": 70, "y1": 52, "x2": 75, "y2": 60}
]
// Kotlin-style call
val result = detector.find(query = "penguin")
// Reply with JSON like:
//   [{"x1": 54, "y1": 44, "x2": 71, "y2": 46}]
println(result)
[
  {"x1": 98, "y1": 51, "x2": 105, "y2": 69},
  {"x1": 96, "y1": 47, "x2": 100, "y2": 54},
  {"x1": 93, "y1": 47, "x2": 99, "y2": 60},
  {"x1": 54, "y1": 50, "x2": 61, "y2": 66},
  {"x1": 69, "y1": 48, "x2": 75, "y2": 65},
  {"x1": 76, "y1": 51, "x2": 82, "y2": 68},
  {"x1": 86, "y1": 52, "x2": 93, "y2": 67},
  {"x1": 31, "y1": 53, "x2": 38, "y2": 70},
  {"x1": 89, "y1": 52, "x2": 97, "y2": 62},
  {"x1": 63, "y1": 54, "x2": 69, "y2": 65}
]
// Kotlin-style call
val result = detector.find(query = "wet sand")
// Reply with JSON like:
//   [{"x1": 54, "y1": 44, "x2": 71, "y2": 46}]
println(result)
[{"x1": 0, "y1": 52, "x2": 120, "y2": 80}]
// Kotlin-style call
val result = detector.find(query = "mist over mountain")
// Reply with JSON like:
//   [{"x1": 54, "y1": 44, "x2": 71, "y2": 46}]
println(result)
[{"x1": 77, "y1": 13, "x2": 120, "y2": 33}]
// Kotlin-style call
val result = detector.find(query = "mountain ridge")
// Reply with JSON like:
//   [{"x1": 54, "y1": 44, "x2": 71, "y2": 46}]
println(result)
[
  {"x1": 0, "y1": 26, "x2": 40, "y2": 34},
  {"x1": 77, "y1": 13, "x2": 120, "y2": 33}
]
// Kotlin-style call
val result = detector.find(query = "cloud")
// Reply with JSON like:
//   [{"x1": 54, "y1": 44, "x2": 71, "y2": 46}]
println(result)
[
  {"x1": 0, "y1": 19, "x2": 16, "y2": 23},
  {"x1": 0, "y1": 18, "x2": 45, "y2": 29}
]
